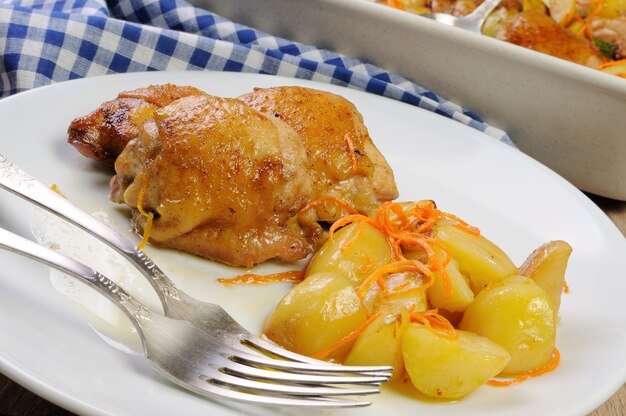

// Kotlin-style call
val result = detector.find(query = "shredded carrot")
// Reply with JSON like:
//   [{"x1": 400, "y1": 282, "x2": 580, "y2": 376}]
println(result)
[
  {"x1": 344, "y1": 133, "x2": 359, "y2": 173},
  {"x1": 390, "y1": 279, "x2": 411, "y2": 292},
  {"x1": 356, "y1": 260, "x2": 434, "y2": 300},
  {"x1": 416, "y1": 202, "x2": 480, "y2": 236},
  {"x1": 386, "y1": 284, "x2": 424, "y2": 300},
  {"x1": 218, "y1": 270, "x2": 305, "y2": 285},
  {"x1": 327, "y1": 214, "x2": 382, "y2": 241},
  {"x1": 409, "y1": 306, "x2": 458, "y2": 340},
  {"x1": 311, "y1": 308, "x2": 395, "y2": 359},
  {"x1": 298, "y1": 195, "x2": 359, "y2": 216},
  {"x1": 358, "y1": 254, "x2": 375, "y2": 276},
  {"x1": 563, "y1": 281, "x2": 570, "y2": 294},
  {"x1": 136, "y1": 180, "x2": 154, "y2": 250},
  {"x1": 376, "y1": 201, "x2": 411, "y2": 237},
  {"x1": 397, "y1": 235, "x2": 453, "y2": 298},
  {"x1": 366, "y1": 201, "x2": 478, "y2": 300},
  {"x1": 581, "y1": 0, "x2": 605, "y2": 38},
  {"x1": 487, "y1": 347, "x2": 561, "y2": 386},
  {"x1": 340, "y1": 220, "x2": 366, "y2": 253}
]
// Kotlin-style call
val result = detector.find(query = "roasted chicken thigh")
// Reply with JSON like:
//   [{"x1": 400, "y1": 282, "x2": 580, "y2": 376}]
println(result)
[
  {"x1": 239, "y1": 86, "x2": 398, "y2": 218},
  {"x1": 68, "y1": 84, "x2": 398, "y2": 267},
  {"x1": 68, "y1": 84, "x2": 206, "y2": 162}
]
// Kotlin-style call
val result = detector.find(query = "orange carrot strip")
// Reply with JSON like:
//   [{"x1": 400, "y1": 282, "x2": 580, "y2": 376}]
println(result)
[
  {"x1": 298, "y1": 195, "x2": 359, "y2": 216},
  {"x1": 136, "y1": 180, "x2": 154, "y2": 250},
  {"x1": 582, "y1": 0, "x2": 605, "y2": 38},
  {"x1": 137, "y1": 214, "x2": 153, "y2": 250},
  {"x1": 357, "y1": 260, "x2": 434, "y2": 300},
  {"x1": 563, "y1": 281, "x2": 570, "y2": 294},
  {"x1": 409, "y1": 307, "x2": 458, "y2": 339},
  {"x1": 218, "y1": 270, "x2": 305, "y2": 285},
  {"x1": 487, "y1": 347, "x2": 560, "y2": 386},
  {"x1": 358, "y1": 255, "x2": 375, "y2": 275},
  {"x1": 387, "y1": 285, "x2": 423, "y2": 300},
  {"x1": 375, "y1": 202, "x2": 412, "y2": 239},
  {"x1": 328, "y1": 214, "x2": 381, "y2": 241},
  {"x1": 340, "y1": 220, "x2": 366, "y2": 253},
  {"x1": 311, "y1": 308, "x2": 395, "y2": 359},
  {"x1": 398, "y1": 235, "x2": 452, "y2": 298}
]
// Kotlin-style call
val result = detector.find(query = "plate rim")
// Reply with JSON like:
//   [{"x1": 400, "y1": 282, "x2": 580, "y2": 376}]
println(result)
[{"x1": 0, "y1": 70, "x2": 625, "y2": 416}]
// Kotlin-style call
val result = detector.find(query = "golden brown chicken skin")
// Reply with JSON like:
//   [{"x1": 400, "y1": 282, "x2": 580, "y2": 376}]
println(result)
[
  {"x1": 67, "y1": 84, "x2": 206, "y2": 163},
  {"x1": 497, "y1": 10, "x2": 607, "y2": 67},
  {"x1": 238, "y1": 86, "x2": 398, "y2": 218},
  {"x1": 111, "y1": 94, "x2": 315, "y2": 267},
  {"x1": 69, "y1": 84, "x2": 398, "y2": 267}
]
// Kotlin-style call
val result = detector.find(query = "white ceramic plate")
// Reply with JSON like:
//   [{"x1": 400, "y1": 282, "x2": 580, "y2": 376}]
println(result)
[{"x1": 0, "y1": 71, "x2": 624, "y2": 416}]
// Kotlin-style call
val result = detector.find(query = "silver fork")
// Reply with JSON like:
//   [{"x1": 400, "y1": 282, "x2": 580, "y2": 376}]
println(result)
[
  {"x1": 0, "y1": 153, "x2": 392, "y2": 405},
  {"x1": 0, "y1": 227, "x2": 388, "y2": 407},
  {"x1": 420, "y1": 0, "x2": 502, "y2": 33}
]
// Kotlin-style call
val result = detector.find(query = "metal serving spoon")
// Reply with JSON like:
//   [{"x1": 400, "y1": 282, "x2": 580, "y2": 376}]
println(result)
[{"x1": 420, "y1": 0, "x2": 503, "y2": 33}]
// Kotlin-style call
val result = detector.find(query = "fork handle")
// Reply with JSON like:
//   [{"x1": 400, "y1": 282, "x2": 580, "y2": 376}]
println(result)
[
  {"x1": 0, "y1": 153, "x2": 177, "y2": 308},
  {"x1": 0, "y1": 227, "x2": 151, "y2": 333}
]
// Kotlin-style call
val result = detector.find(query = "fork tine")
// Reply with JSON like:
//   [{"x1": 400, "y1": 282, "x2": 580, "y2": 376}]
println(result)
[
  {"x1": 230, "y1": 349, "x2": 393, "y2": 378},
  {"x1": 216, "y1": 360, "x2": 389, "y2": 386},
  {"x1": 195, "y1": 379, "x2": 374, "y2": 408},
  {"x1": 202, "y1": 367, "x2": 381, "y2": 397},
  {"x1": 240, "y1": 337, "x2": 394, "y2": 375}
]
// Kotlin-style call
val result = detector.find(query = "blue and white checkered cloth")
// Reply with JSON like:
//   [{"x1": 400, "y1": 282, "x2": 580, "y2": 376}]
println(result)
[{"x1": 0, "y1": 0, "x2": 511, "y2": 144}]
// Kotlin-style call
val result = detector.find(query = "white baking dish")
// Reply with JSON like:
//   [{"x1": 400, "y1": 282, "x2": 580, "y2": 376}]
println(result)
[{"x1": 191, "y1": 0, "x2": 626, "y2": 200}]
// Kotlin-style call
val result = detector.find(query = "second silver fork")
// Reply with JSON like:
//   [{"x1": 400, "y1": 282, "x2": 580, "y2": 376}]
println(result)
[
  {"x1": 0, "y1": 227, "x2": 388, "y2": 407},
  {"x1": 0, "y1": 154, "x2": 392, "y2": 388}
]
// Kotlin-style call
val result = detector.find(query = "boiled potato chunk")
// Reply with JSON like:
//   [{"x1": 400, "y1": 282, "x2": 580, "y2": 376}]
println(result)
[
  {"x1": 434, "y1": 223, "x2": 517, "y2": 293},
  {"x1": 426, "y1": 247, "x2": 474, "y2": 312},
  {"x1": 402, "y1": 324, "x2": 510, "y2": 399},
  {"x1": 306, "y1": 222, "x2": 393, "y2": 287},
  {"x1": 459, "y1": 275, "x2": 556, "y2": 375},
  {"x1": 519, "y1": 240, "x2": 572, "y2": 316},
  {"x1": 263, "y1": 272, "x2": 368, "y2": 359},
  {"x1": 362, "y1": 271, "x2": 428, "y2": 315},
  {"x1": 344, "y1": 309, "x2": 407, "y2": 379}
]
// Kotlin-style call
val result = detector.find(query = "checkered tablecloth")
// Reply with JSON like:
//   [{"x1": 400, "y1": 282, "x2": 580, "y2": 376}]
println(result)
[{"x1": 0, "y1": 0, "x2": 511, "y2": 144}]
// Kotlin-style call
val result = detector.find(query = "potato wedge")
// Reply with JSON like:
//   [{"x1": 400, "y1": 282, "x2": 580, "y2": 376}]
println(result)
[
  {"x1": 362, "y1": 271, "x2": 429, "y2": 315},
  {"x1": 402, "y1": 324, "x2": 510, "y2": 399},
  {"x1": 459, "y1": 275, "x2": 556, "y2": 375},
  {"x1": 306, "y1": 222, "x2": 393, "y2": 287},
  {"x1": 344, "y1": 309, "x2": 407, "y2": 379},
  {"x1": 519, "y1": 240, "x2": 572, "y2": 315},
  {"x1": 426, "y1": 247, "x2": 474, "y2": 312},
  {"x1": 434, "y1": 223, "x2": 517, "y2": 293},
  {"x1": 263, "y1": 272, "x2": 368, "y2": 359}
]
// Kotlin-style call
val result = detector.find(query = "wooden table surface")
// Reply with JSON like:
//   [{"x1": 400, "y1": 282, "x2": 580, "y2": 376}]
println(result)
[{"x1": 0, "y1": 194, "x2": 625, "y2": 416}]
